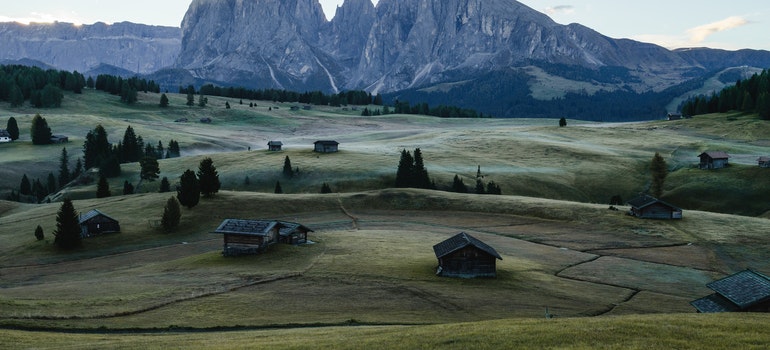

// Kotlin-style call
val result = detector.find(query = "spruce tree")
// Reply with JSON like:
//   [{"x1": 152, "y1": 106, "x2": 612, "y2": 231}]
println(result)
[
  {"x1": 650, "y1": 152, "x2": 668, "y2": 198},
  {"x1": 395, "y1": 149, "x2": 414, "y2": 187},
  {"x1": 475, "y1": 179, "x2": 486, "y2": 194},
  {"x1": 30, "y1": 114, "x2": 52, "y2": 145},
  {"x1": 159, "y1": 93, "x2": 169, "y2": 107},
  {"x1": 53, "y1": 198, "x2": 82, "y2": 250},
  {"x1": 321, "y1": 183, "x2": 332, "y2": 194},
  {"x1": 96, "y1": 174, "x2": 111, "y2": 198},
  {"x1": 6, "y1": 116, "x2": 19, "y2": 140},
  {"x1": 274, "y1": 181, "x2": 283, "y2": 194},
  {"x1": 177, "y1": 169, "x2": 200, "y2": 209},
  {"x1": 159, "y1": 177, "x2": 171, "y2": 193},
  {"x1": 58, "y1": 147, "x2": 70, "y2": 188},
  {"x1": 19, "y1": 174, "x2": 31, "y2": 196},
  {"x1": 412, "y1": 148, "x2": 430, "y2": 189},
  {"x1": 35, "y1": 225, "x2": 44, "y2": 241},
  {"x1": 283, "y1": 156, "x2": 293, "y2": 178},
  {"x1": 46, "y1": 172, "x2": 57, "y2": 195},
  {"x1": 161, "y1": 196, "x2": 181, "y2": 233},
  {"x1": 140, "y1": 156, "x2": 160, "y2": 181},
  {"x1": 197, "y1": 157, "x2": 220, "y2": 197},
  {"x1": 452, "y1": 175, "x2": 468, "y2": 193},
  {"x1": 83, "y1": 125, "x2": 111, "y2": 169},
  {"x1": 559, "y1": 117, "x2": 567, "y2": 127},
  {"x1": 121, "y1": 125, "x2": 140, "y2": 163}
]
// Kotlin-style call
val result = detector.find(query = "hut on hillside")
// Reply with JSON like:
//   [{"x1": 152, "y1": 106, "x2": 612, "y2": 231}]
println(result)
[
  {"x1": 758, "y1": 156, "x2": 770, "y2": 168},
  {"x1": 50, "y1": 135, "x2": 69, "y2": 144},
  {"x1": 433, "y1": 232, "x2": 502, "y2": 278},
  {"x1": 79, "y1": 209, "x2": 120, "y2": 237},
  {"x1": 212, "y1": 219, "x2": 312, "y2": 256},
  {"x1": 699, "y1": 151, "x2": 729, "y2": 169},
  {"x1": 691, "y1": 269, "x2": 770, "y2": 313},
  {"x1": 314, "y1": 140, "x2": 339, "y2": 153},
  {"x1": 267, "y1": 141, "x2": 283, "y2": 151},
  {"x1": 626, "y1": 195, "x2": 682, "y2": 220},
  {"x1": 277, "y1": 221, "x2": 313, "y2": 245},
  {"x1": 0, "y1": 130, "x2": 11, "y2": 143}
]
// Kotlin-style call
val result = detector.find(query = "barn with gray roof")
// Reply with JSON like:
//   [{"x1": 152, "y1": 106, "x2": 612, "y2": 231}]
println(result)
[
  {"x1": 691, "y1": 269, "x2": 770, "y2": 313},
  {"x1": 433, "y1": 232, "x2": 502, "y2": 278}
]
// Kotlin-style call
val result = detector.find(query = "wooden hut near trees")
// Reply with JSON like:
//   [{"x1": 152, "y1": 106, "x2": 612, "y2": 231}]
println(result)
[
  {"x1": 212, "y1": 219, "x2": 312, "y2": 256},
  {"x1": 691, "y1": 269, "x2": 770, "y2": 313},
  {"x1": 79, "y1": 209, "x2": 120, "y2": 237},
  {"x1": 758, "y1": 156, "x2": 770, "y2": 168},
  {"x1": 627, "y1": 195, "x2": 682, "y2": 220},
  {"x1": 314, "y1": 140, "x2": 339, "y2": 153},
  {"x1": 267, "y1": 141, "x2": 283, "y2": 151},
  {"x1": 0, "y1": 130, "x2": 11, "y2": 143},
  {"x1": 433, "y1": 232, "x2": 502, "y2": 278},
  {"x1": 699, "y1": 151, "x2": 729, "y2": 169}
]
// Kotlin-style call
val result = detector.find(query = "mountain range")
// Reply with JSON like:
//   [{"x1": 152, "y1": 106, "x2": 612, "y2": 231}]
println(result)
[{"x1": 3, "y1": 0, "x2": 770, "y2": 120}]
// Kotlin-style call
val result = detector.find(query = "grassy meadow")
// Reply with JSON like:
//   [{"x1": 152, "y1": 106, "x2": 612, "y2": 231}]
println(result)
[{"x1": 1, "y1": 89, "x2": 770, "y2": 348}]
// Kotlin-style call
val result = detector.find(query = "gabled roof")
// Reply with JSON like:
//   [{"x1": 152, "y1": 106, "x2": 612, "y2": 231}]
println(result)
[
  {"x1": 78, "y1": 209, "x2": 118, "y2": 224},
  {"x1": 433, "y1": 232, "x2": 502, "y2": 260},
  {"x1": 213, "y1": 219, "x2": 278, "y2": 236},
  {"x1": 706, "y1": 269, "x2": 770, "y2": 309},
  {"x1": 268, "y1": 141, "x2": 283, "y2": 146},
  {"x1": 758, "y1": 156, "x2": 770, "y2": 162},
  {"x1": 0, "y1": 129, "x2": 10, "y2": 137},
  {"x1": 626, "y1": 195, "x2": 681, "y2": 211},
  {"x1": 690, "y1": 293, "x2": 741, "y2": 313},
  {"x1": 277, "y1": 221, "x2": 313, "y2": 236},
  {"x1": 314, "y1": 140, "x2": 339, "y2": 146},
  {"x1": 699, "y1": 151, "x2": 729, "y2": 159}
]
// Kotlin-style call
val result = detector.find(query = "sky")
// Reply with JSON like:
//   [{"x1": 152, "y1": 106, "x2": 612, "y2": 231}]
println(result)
[{"x1": 2, "y1": 0, "x2": 769, "y2": 51}]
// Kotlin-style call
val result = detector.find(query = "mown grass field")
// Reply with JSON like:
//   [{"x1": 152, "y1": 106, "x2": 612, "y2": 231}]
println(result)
[{"x1": 1, "y1": 90, "x2": 770, "y2": 348}]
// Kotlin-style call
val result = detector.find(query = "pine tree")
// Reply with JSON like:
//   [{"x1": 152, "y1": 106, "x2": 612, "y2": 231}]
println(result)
[
  {"x1": 186, "y1": 91, "x2": 195, "y2": 106},
  {"x1": 35, "y1": 225, "x2": 44, "y2": 241},
  {"x1": 177, "y1": 169, "x2": 200, "y2": 209},
  {"x1": 72, "y1": 158, "x2": 83, "y2": 180},
  {"x1": 30, "y1": 114, "x2": 52, "y2": 145},
  {"x1": 650, "y1": 152, "x2": 668, "y2": 198},
  {"x1": 412, "y1": 148, "x2": 430, "y2": 189},
  {"x1": 121, "y1": 125, "x2": 141, "y2": 163},
  {"x1": 486, "y1": 181, "x2": 502, "y2": 195},
  {"x1": 6, "y1": 116, "x2": 19, "y2": 140},
  {"x1": 123, "y1": 181, "x2": 135, "y2": 195},
  {"x1": 46, "y1": 172, "x2": 57, "y2": 195},
  {"x1": 83, "y1": 125, "x2": 111, "y2": 169},
  {"x1": 559, "y1": 117, "x2": 567, "y2": 127},
  {"x1": 475, "y1": 179, "x2": 486, "y2": 194},
  {"x1": 274, "y1": 181, "x2": 283, "y2": 194},
  {"x1": 19, "y1": 174, "x2": 31, "y2": 196},
  {"x1": 283, "y1": 156, "x2": 293, "y2": 178},
  {"x1": 161, "y1": 196, "x2": 181, "y2": 233},
  {"x1": 395, "y1": 149, "x2": 414, "y2": 187},
  {"x1": 197, "y1": 157, "x2": 220, "y2": 197},
  {"x1": 140, "y1": 156, "x2": 160, "y2": 181},
  {"x1": 96, "y1": 174, "x2": 111, "y2": 198},
  {"x1": 321, "y1": 182, "x2": 332, "y2": 194},
  {"x1": 159, "y1": 93, "x2": 169, "y2": 107},
  {"x1": 58, "y1": 147, "x2": 70, "y2": 188},
  {"x1": 452, "y1": 175, "x2": 468, "y2": 193},
  {"x1": 53, "y1": 198, "x2": 81, "y2": 250},
  {"x1": 159, "y1": 177, "x2": 171, "y2": 193}
]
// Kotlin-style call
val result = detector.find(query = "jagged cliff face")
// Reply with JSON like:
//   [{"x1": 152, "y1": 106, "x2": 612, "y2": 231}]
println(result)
[{"x1": 0, "y1": 21, "x2": 180, "y2": 74}]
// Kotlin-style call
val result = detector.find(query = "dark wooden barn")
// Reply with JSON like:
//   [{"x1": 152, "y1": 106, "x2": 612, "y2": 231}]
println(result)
[
  {"x1": 79, "y1": 209, "x2": 120, "y2": 237},
  {"x1": 267, "y1": 141, "x2": 283, "y2": 151},
  {"x1": 314, "y1": 140, "x2": 339, "y2": 153},
  {"x1": 277, "y1": 221, "x2": 313, "y2": 245},
  {"x1": 627, "y1": 195, "x2": 683, "y2": 220},
  {"x1": 699, "y1": 151, "x2": 729, "y2": 169},
  {"x1": 433, "y1": 232, "x2": 502, "y2": 278},
  {"x1": 213, "y1": 219, "x2": 280, "y2": 256},
  {"x1": 691, "y1": 269, "x2": 770, "y2": 313}
]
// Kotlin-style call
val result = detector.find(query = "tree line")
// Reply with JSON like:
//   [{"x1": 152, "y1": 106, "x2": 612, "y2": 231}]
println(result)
[
  {"x1": 680, "y1": 69, "x2": 770, "y2": 119},
  {"x1": 0, "y1": 64, "x2": 85, "y2": 108}
]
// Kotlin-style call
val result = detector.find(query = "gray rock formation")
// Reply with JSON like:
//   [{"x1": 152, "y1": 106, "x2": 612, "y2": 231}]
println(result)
[{"x1": 0, "y1": 21, "x2": 180, "y2": 75}]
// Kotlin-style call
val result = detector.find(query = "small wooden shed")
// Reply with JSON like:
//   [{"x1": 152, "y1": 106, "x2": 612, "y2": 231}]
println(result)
[
  {"x1": 213, "y1": 219, "x2": 280, "y2": 256},
  {"x1": 627, "y1": 195, "x2": 682, "y2": 220},
  {"x1": 277, "y1": 221, "x2": 313, "y2": 245},
  {"x1": 79, "y1": 209, "x2": 120, "y2": 237},
  {"x1": 314, "y1": 140, "x2": 339, "y2": 153},
  {"x1": 691, "y1": 269, "x2": 770, "y2": 313},
  {"x1": 699, "y1": 151, "x2": 729, "y2": 169},
  {"x1": 0, "y1": 130, "x2": 11, "y2": 143},
  {"x1": 267, "y1": 141, "x2": 283, "y2": 151},
  {"x1": 50, "y1": 135, "x2": 69, "y2": 144},
  {"x1": 758, "y1": 156, "x2": 770, "y2": 168},
  {"x1": 433, "y1": 232, "x2": 502, "y2": 278}
]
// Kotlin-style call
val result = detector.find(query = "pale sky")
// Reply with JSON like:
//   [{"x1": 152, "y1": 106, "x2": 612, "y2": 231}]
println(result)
[{"x1": 2, "y1": 0, "x2": 768, "y2": 51}]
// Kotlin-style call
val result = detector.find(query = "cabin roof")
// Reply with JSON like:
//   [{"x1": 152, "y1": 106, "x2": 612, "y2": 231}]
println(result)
[
  {"x1": 699, "y1": 151, "x2": 730, "y2": 159},
  {"x1": 0, "y1": 129, "x2": 10, "y2": 137},
  {"x1": 706, "y1": 269, "x2": 770, "y2": 309},
  {"x1": 78, "y1": 209, "x2": 118, "y2": 224},
  {"x1": 268, "y1": 141, "x2": 283, "y2": 146},
  {"x1": 314, "y1": 140, "x2": 339, "y2": 146},
  {"x1": 626, "y1": 195, "x2": 681, "y2": 211},
  {"x1": 277, "y1": 221, "x2": 314, "y2": 236},
  {"x1": 433, "y1": 232, "x2": 502, "y2": 260},
  {"x1": 212, "y1": 219, "x2": 278, "y2": 236},
  {"x1": 758, "y1": 156, "x2": 770, "y2": 162},
  {"x1": 690, "y1": 293, "x2": 741, "y2": 313}
]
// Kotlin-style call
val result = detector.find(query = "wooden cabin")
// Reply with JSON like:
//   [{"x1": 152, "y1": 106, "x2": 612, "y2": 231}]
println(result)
[
  {"x1": 758, "y1": 156, "x2": 770, "y2": 168},
  {"x1": 433, "y1": 232, "x2": 502, "y2": 278},
  {"x1": 666, "y1": 113, "x2": 682, "y2": 121},
  {"x1": 691, "y1": 269, "x2": 770, "y2": 313},
  {"x1": 277, "y1": 221, "x2": 313, "y2": 245},
  {"x1": 213, "y1": 219, "x2": 280, "y2": 256},
  {"x1": 314, "y1": 140, "x2": 339, "y2": 153},
  {"x1": 267, "y1": 141, "x2": 283, "y2": 151},
  {"x1": 699, "y1": 151, "x2": 729, "y2": 169},
  {"x1": 627, "y1": 195, "x2": 682, "y2": 220},
  {"x1": 79, "y1": 209, "x2": 120, "y2": 237},
  {"x1": 50, "y1": 135, "x2": 69, "y2": 144},
  {"x1": 0, "y1": 129, "x2": 11, "y2": 143}
]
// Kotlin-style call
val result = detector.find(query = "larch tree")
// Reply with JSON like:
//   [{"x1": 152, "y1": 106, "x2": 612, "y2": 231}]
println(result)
[{"x1": 53, "y1": 198, "x2": 81, "y2": 250}]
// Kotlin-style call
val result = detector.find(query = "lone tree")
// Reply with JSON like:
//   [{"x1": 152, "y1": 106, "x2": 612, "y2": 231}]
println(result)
[
  {"x1": 559, "y1": 117, "x2": 567, "y2": 127},
  {"x1": 159, "y1": 177, "x2": 171, "y2": 193},
  {"x1": 123, "y1": 180, "x2": 135, "y2": 195},
  {"x1": 321, "y1": 182, "x2": 332, "y2": 194},
  {"x1": 650, "y1": 152, "x2": 668, "y2": 198},
  {"x1": 197, "y1": 157, "x2": 220, "y2": 197},
  {"x1": 161, "y1": 196, "x2": 181, "y2": 233},
  {"x1": 283, "y1": 156, "x2": 293, "y2": 178},
  {"x1": 159, "y1": 93, "x2": 169, "y2": 107},
  {"x1": 96, "y1": 174, "x2": 111, "y2": 198},
  {"x1": 58, "y1": 148, "x2": 71, "y2": 189},
  {"x1": 35, "y1": 225, "x2": 44, "y2": 241},
  {"x1": 274, "y1": 181, "x2": 283, "y2": 194},
  {"x1": 6, "y1": 116, "x2": 19, "y2": 140},
  {"x1": 19, "y1": 174, "x2": 31, "y2": 196},
  {"x1": 140, "y1": 156, "x2": 160, "y2": 181},
  {"x1": 30, "y1": 114, "x2": 52, "y2": 145},
  {"x1": 177, "y1": 169, "x2": 200, "y2": 209},
  {"x1": 53, "y1": 198, "x2": 81, "y2": 250}
]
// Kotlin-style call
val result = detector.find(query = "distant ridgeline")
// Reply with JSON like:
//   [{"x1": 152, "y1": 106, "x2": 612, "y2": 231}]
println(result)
[
  {"x1": 0, "y1": 65, "x2": 85, "y2": 108},
  {"x1": 680, "y1": 69, "x2": 770, "y2": 119}
]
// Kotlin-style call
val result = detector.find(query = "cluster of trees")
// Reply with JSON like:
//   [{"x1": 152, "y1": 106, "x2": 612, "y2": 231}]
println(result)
[
  {"x1": 9, "y1": 147, "x2": 83, "y2": 203},
  {"x1": 395, "y1": 148, "x2": 432, "y2": 189},
  {"x1": 0, "y1": 65, "x2": 84, "y2": 108},
  {"x1": 193, "y1": 83, "x2": 381, "y2": 107},
  {"x1": 680, "y1": 69, "x2": 770, "y2": 119},
  {"x1": 94, "y1": 75, "x2": 161, "y2": 104},
  {"x1": 176, "y1": 157, "x2": 221, "y2": 210},
  {"x1": 450, "y1": 169, "x2": 502, "y2": 195},
  {"x1": 30, "y1": 114, "x2": 53, "y2": 145}
]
